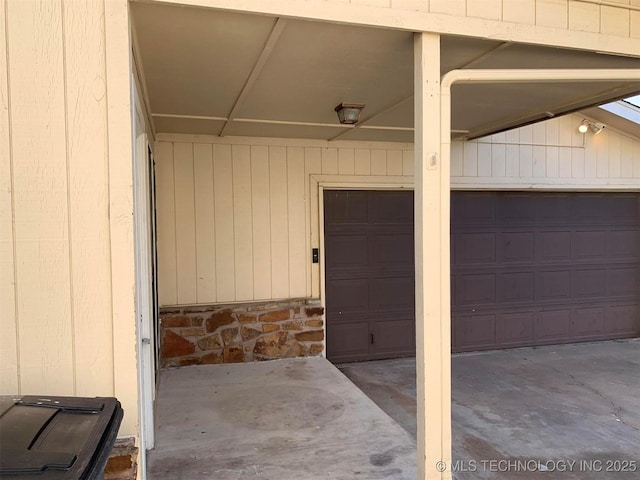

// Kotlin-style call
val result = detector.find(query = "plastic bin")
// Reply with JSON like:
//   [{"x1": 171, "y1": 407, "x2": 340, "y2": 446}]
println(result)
[{"x1": 0, "y1": 395, "x2": 123, "y2": 479}]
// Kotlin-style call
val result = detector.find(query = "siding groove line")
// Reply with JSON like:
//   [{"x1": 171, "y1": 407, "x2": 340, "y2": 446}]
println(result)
[
  {"x1": 286, "y1": 151, "x2": 291, "y2": 296},
  {"x1": 101, "y1": 0, "x2": 116, "y2": 398},
  {"x1": 1, "y1": 0, "x2": 20, "y2": 393},
  {"x1": 60, "y1": 0, "x2": 77, "y2": 395},
  {"x1": 211, "y1": 146, "x2": 217, "y2": 300},
  {"x1": 194, "y1": 143, "x2": 216, "y2": 303},
  {"x1": 171, "y1": 143, "x2": 178, "y2": 301},
  {"x1": 191, "y1": 143, "x2": 199, "y2": 301}
]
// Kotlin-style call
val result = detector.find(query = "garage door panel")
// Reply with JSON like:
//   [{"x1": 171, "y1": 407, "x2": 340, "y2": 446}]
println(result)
[
  {"x1": 606, "y1": 194, "x2": 639, "y2": 223},
  {"x1": 535, "y1": 194, "x2": 572, "y2": 223},
  {"x1": 326, "y1": 278, "x2": 368, "y2": 313},
  {"x1": 455, "y1": 274, "x2": 496, "y2": 306},
  {"x1": 453, "y1": 314, "x2": 496, "y2": 351},
  {"x1": 327, "y1": 322, "x2": 370, "y2": 362},
  {"x1": 609, "y1": 305, "x2": 640, "y2": 334},
  {"x1": 455, "y1": 233, "x2": 496, "y2": 264},
  {"x1": 574, "y1": 231, "x2": 607, "y2": 260},
  {"x1": 371, "y1": 192, "x2": 413, "y2": 224},
  {"x1": 573, "y1": 194, "x2": 610, "y2": 223},
  {"x1": 572, "y1": 269, "x2": 606, "y2": 298},
  {"x1": 371, "y1": 276, "x2": 414, "y2": 310},
  {"x1": 373, "y1": 318, "x2": 415, "y2": 356},
  {"x1": 534, "y1": 310, "x2": 572, "y2": 342},
  {"x1": 608, "y1": 230, "x2": 640, "y2": 258},
  {"x1": 496, "y1": 312, "x2": 534, "y2": 346},
  {"x1": 497, "y1": 194, "x2": 536, "y2": 225},
  {"x1": 536, "y1": 231, "x2": 571, "y2": 261},
  {"x1": 325, "y1": 235, "x2": 368, "y2": 267},
  {"x1": 535, "y1": 270, "x2": 571, "y2": 301},
  {"x1": 454, "y1": 193, "x2": 495, "y2": 226},
  {"x1": 374, "y1": 233, "x2": 414, "y2": 265},
  {"x1": 573, "y1": 307, "x2": 605, "y2": 337},
  {"x1": 497, "y1": 272, "x2": 534, "y2": 303},
  {"x1": 325, "y1": 190, "x2": 368, "y2": 225},
  {"x1": 607, "y1": 267, "x2": 639, "y2": 297},
  {"x1": 498, "y1": 232, "x2": 534, "y2": 263}
]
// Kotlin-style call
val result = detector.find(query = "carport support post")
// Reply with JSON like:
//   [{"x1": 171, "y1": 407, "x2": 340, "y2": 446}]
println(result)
[{"x1": 414, "y1": 32, "x2": 452, "y2": 480}]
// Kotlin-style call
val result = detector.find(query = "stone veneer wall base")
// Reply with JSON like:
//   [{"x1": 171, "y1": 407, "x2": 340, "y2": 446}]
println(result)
[
  {"x1": 103, "y1": 437, "x2": 138, "y2": 480},
  {"x1": 160, "y1": 298, "x2": 325, "y2": 367}
]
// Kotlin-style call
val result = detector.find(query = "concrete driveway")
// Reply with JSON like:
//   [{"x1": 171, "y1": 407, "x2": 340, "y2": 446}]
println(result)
[
  {"x1": 338, "y1": 339, "x2": 639, "y2": 479},
  {"x1": 148, "y1": 356, "x2": 416, "y2": 480}
]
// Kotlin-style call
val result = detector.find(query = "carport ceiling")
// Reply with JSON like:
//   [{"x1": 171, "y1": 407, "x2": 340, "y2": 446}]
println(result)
[{"x1": 131, "y1": 2, "x2": 640, "y2": 142}]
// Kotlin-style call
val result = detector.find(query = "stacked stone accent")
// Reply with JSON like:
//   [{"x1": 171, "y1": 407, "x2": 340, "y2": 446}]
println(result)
[
  {"x1": 160, "y1": 299, "x2": 324, "y2": 367},
  {"x1": 103, "y1": 437, "x2": 138, "y2": 480}
]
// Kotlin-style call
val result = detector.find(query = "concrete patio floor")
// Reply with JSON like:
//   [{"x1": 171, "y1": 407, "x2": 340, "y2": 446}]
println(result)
[
  {"x1": 338, "y1": 339, "x2": 640, "y2": 479},
  {"x1": 147, "y1": 356, "x2": 416, "y2": 480}
]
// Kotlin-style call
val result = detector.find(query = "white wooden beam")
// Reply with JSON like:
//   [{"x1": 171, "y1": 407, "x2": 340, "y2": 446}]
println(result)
[
  {"x1": 141, "y1": 0, "x2": 640, "y2": 58},
  {"x1": 414, "y1": 32, "x2": 451, "y2": 480},
  {"x1": 219, "y1": 18, "x2": 287, "y2": 137}
]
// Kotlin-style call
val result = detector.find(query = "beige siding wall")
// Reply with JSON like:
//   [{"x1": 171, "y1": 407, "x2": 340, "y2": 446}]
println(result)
[
  {"x1": 0, "y1": 0, "x2": 138, "y2": 437},
  {"x1": 172, "y1": 0, "x2": 640, "y2": 53},
  {"x1": 154, "y1": 140, "x2": 408, "y2": 305},
  {"x1": 452, "y1": 114, "x2": 640, "y2": 186},
  {"x1": 155, "y1": 113, "x2": 640, "y2": 307},
  {"x1": 349, "y1": 0, "x2": 640, "y2": 38}
]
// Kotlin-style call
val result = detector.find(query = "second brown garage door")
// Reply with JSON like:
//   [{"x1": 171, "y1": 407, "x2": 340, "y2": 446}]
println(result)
[
  {"x1": 325, "y1": 190, "x2": 640, "y2": 362},
  {"x1": 452, "y1": 192, "x2": 640, "y2": 352}
]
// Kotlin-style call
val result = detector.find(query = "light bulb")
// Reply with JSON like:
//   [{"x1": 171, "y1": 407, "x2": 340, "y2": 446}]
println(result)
[{"x1": 578, "y1": 123, "x2": 588, "y2": 134}]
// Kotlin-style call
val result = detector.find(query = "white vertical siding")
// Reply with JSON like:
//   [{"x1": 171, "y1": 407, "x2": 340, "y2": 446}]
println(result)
[
  {"x1": 194, "y1": 144, "x2": 216, "y2": 303},
  {"x1": 63, "y1": 0, "x2": 113, "y2": 397},
  {"x1": 174, "y1": 143, "x2": 197, "y2": 304},
  {"x1": 452, "y1": 115, "x2": 640, "y2": 186},
  {"x1": 395, "y1": 0, "x2": 639, "y2": 39},
  {"x1": 233, "y1": 145, "x2": 254, "y2": 300},
  {"x1": 155, "y1": 142, "x2": 177, "y2": 305},
  {"x1": 0, "y1": 0, "x2": 136, "y2": 436},
  {"x1": 213, "y1": 144, "x2": 235, "y2": 302},
  {"x1": 287, "y1": 147, "x2": 307, "y2": 298},
  {"x1": 224, "y1": 0, "x2": 640, "y2": 42},
  {"x1": 155, "y1": 113, "x2": 640, "y2": 306},
  {"x1": 0, "y1": 0, "x2": 18, "y2": 394},
  {"x1": 251, "y1": 146, "x2": 272, "y2": 300},
  {"x1": 155, "y1": 138, "x2": 414, "y2": 305},
  {"x1": 8, "y1": 0, "x2": 74, "y2": 396},
  {"x1": 269, "y1": 146, "x2": 289, "y2": 299}
]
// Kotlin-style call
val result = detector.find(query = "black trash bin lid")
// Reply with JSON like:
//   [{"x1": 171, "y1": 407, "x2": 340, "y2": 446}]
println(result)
[{"x1": 0, "y1": 395, "x2": 123, "y2": 480}]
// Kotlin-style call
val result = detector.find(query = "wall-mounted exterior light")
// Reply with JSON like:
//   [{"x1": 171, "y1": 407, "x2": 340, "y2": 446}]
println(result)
[
  {"x1": 335, "y1": 103, "x2": 365, "y2": 124},
  {"x1": 579, "y1": 119, "x2": 606, "y2": 135}
]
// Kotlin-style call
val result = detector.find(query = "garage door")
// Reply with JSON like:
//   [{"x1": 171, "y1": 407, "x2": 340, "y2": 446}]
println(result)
[
  {"x1": 325, "y1": 190, "x2": 640, "y2": 361},
  {"x1": 324, "y1": 190, "x2": 415, "y2": 363},
  {"x1": 452, "y1": 192, "x2": 640, "y2": 352}
]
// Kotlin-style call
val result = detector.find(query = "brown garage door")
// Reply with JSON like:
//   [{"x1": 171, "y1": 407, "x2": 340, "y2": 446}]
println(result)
[
  {"x1": 325, "y1": 190, "x2": 640, "y2": 361},
  {"x1": 453, "y1": 192, "x2": 640, "y2": 352},
  {"x1": 324, "y1": 190, "x2": 415, "y2": 363}
]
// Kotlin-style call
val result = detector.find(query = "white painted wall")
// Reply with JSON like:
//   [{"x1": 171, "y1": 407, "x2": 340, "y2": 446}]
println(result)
[
  {"x1": 0, "y1": 0, "x2": 138, "y2": 438},
  {"x1": 154, "y1": 113, "x2": 640, "y2": 307}
]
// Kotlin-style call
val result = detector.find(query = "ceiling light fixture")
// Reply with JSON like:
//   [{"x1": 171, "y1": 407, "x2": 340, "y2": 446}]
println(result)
[
  {"x1": 579, "y1": 119, "x2": 606, "y2": 135},
  {"x1": 335, "y1": 103, "x2": 365, "y2": 125}
]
